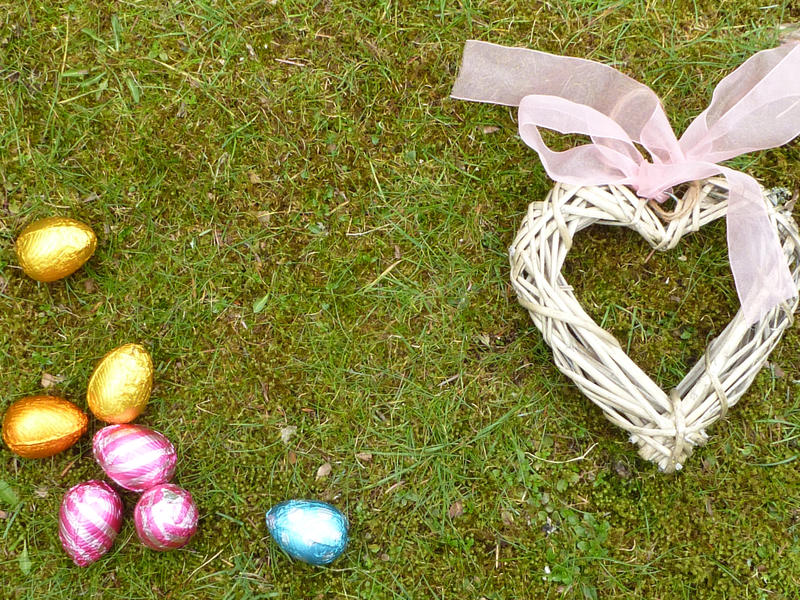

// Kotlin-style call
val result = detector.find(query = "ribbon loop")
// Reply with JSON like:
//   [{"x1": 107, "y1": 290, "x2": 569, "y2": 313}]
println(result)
[
  {"x1": 681, "y1": 42, "x2": 800, "y2": 161},
  {"x1": 517, "y1": 95, "x2": 639, "y2": 186},
  {"x1": 451, "y1": 40, "x2": 800, "y2": 324}
]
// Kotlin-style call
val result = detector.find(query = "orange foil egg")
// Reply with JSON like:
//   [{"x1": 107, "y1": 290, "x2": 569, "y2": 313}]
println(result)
[
  {"x1": 87, "y1": 343, "x2": 154, "y2": 423},
  {"x1": 2, "y1": 396, "x2": 89, "y2": 459},
  {"x1": 15, "y1": 217, "x2": 97, "y2": 282}
]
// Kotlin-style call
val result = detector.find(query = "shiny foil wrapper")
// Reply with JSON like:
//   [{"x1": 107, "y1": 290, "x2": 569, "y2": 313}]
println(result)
[
  {"x1": 87, "y1": 343, "x2": 153, "y2": 423},
  {"x1": 59, "y1": 480, "x2": 124, "y2": 567},
  {"x1": 2, "y1": 396, "x2": 88, "y2": 459},
  {"x1": 15, "y1": 216, "x2": 97, "y2": 282},
  {"x1": 93, "y1": 424, "x2": 177, "y2": 492},
  {"x1": 266, "y1": 500, "x2": 349, "y2": 565},
  {"x1": 134, "y1": 484, "x2": 198, "y2": 550}
]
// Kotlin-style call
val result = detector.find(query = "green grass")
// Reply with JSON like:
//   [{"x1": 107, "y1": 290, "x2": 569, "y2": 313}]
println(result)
[{"x1": 2, "y1": 0, "x2": 800, "y2": 598}]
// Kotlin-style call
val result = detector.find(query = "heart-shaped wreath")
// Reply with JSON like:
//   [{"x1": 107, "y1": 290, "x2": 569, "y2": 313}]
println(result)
[{"x1": 509, "y1": 179, "x2": 799, "y2": 471}]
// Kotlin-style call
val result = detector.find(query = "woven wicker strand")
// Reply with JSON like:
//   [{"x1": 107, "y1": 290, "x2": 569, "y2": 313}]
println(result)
[{"x1": 509, "y1": 178, "x2": 800, "y2": 472}]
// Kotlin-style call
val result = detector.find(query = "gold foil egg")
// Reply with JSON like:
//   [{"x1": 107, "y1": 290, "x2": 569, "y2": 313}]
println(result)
[
  {"x1": 15, "y1": 216, "x2": 97, "y2": 282},
  {"x1": 2, "y1": 396, "x2": 89, "y2": 459},
  {"x1": 87, "y1": 343, "x2": 154, "y2": 423}
]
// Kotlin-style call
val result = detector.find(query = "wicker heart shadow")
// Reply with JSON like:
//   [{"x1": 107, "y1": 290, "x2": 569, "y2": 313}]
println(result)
[{"x1": 509, "y1": 178, "x2": 800, "y2": 472}]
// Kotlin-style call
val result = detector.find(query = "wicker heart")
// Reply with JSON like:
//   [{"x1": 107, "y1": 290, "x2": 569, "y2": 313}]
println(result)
[{"x1": 510, "y1": 178, "x2": 800, "y2": 472}]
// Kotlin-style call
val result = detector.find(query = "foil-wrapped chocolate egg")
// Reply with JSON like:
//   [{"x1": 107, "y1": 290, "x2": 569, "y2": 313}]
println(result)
[
  {"x1": 93, "y1": 424, "x2": 177, "y2": 492},
  {"x1": 266, "y1": 500, "x2": 349, "y2": 565},
  {"x1": 2, "y1": 396, "x2": 88, "y2": 458},
  {"x1": 15, "y1": 216, "x2": 97, "y2": 282},
  {"x1": 59, "y1": 480, "x2": 124, "y2": 566},
  {"x1": 87, "y1": 343, "x2": 153, "y2": 423},
  {"x1": 134, "y1": 484, "x2": 198, "y2": 550}
]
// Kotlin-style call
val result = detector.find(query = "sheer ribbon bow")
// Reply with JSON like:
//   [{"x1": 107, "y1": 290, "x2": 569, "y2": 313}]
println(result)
[{"x1": 452, "y1": 40, "x2": 800, "y2": 324}]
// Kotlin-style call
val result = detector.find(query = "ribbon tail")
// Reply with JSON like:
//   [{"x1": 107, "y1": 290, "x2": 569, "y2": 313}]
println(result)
[
  {"x1": 720, "y1": 168, "x2": 797, "y2": 325},
  {"x1": 450, "y1": 40, "x2": 681, "y2": 159}
]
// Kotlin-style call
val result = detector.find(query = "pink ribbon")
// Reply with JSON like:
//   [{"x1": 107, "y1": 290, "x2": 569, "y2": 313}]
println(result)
[{"x1": 451, "y1": 40, "x2": 800, "y2": 324}]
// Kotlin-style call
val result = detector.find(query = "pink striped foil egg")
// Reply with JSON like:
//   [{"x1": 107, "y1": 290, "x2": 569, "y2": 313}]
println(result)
[
  {"x1": 93, "y1": 424, "x2": 177, "y2": 492},
  {"x1": 59, "y1": 480, "x2": 124, "y2": 566},
  {"x1": 134, "y1": 484, "x2": 198, "y2": 550}
]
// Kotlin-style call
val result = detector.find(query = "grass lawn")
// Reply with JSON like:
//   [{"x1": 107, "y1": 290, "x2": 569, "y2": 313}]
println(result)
[{"x1": 2, "y1": 1, "x2": 800, "y2": 598}]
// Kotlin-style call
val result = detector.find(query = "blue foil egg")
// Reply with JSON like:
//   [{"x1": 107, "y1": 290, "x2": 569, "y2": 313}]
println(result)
[{"x1": 265, "y1": 499, "x2": 349, "y2": 565}]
